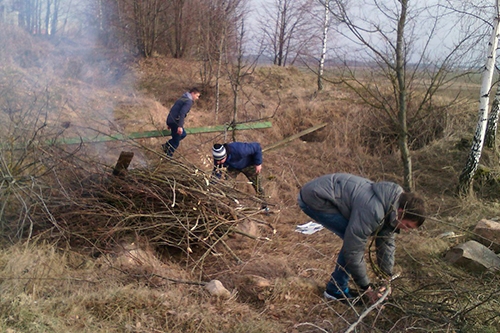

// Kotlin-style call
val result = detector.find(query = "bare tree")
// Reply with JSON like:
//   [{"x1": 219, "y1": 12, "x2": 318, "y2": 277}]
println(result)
[
  {"x1": 15, "y1": 0, "x2": 62, "y2": 36},
  {"x1": 132, "y1": 0, "x2": 166, "y2": 57},
  {"x1": 101, "y1": 0, "x2": 170, "y2": 56},
  {"x1": 165, "y1": 0, "x2": 188, "y2": 58},
  {"x1": 224, "y1": 17, "x2": 258, "y2": 139},
  {"x1": 458, "y1": 0, "x2": 500, "y2": 195},
  {"x1": 195, "y1": 0, "x2": 246, "y2": 117},
  {"x1": 327, "y1": 0, "x2": 485, "y2": 191},
  {"x1": 258, "y1": 0, "x2": 315, "y2": 66}
]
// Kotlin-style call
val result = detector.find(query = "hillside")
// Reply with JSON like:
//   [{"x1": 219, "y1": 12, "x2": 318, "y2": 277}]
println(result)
[{"x1": 1, "y1": 27, "x2": 500, "y2": 333}]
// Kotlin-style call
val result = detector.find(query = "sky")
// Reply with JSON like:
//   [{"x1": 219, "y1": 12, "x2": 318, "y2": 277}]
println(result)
[{"x1": 245, "y1": 0, "x2": 495, "y2": 66}]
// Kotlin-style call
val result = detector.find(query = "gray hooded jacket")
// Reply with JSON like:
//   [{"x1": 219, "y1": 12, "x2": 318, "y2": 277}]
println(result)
[{"x1": 299, "y1": 173, "x2": 403, "y2": 288}]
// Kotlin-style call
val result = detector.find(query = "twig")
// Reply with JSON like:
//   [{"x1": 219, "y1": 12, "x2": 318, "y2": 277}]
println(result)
[
  {"x1": 151, "y1": 273, "x2": 206, "y2": 286},
  {"x1": 294, "y1": 322, "x2": 329, "y2": 332},
  {"x1": 345, "y1": 286, "x2": 391, "y2": 333},
  {"x1": 171, "y1": 178, "x2": 176, "y2": 207}
]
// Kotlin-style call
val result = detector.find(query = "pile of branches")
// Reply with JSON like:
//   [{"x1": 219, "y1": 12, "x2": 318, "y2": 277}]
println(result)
[{"x1": 35, "y1": 158, "x2": 270, "y2": 262}]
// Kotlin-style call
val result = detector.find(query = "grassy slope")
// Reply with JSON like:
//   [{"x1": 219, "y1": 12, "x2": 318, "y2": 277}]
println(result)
[{"x1": 1, "y1": 28, "x2": 500, "y2": 332}]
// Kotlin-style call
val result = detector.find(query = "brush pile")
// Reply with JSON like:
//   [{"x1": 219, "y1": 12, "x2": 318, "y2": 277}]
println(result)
[{"x1": 36, "y1": 159, "x2": 270, "y2": 261}]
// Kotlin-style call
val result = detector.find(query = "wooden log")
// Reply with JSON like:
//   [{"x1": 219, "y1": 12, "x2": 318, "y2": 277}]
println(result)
[{"x1": 112, "y1": 151, "x2": 134, "y2": 176}]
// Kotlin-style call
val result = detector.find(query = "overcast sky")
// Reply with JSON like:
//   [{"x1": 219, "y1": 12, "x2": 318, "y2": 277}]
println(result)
[{"x1": 245, "y1": 0, "x2": 494, "y2": 65}]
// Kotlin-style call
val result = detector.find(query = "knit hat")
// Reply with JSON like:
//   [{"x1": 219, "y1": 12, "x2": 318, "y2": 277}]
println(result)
[{"x1": 212, "y1": 144, "x2": 227, "y2": 160}]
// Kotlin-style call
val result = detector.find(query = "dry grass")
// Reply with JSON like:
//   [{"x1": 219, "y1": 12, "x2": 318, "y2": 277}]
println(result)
[
  {"x1": 1, "y1": 24, "x2": 500, "y2": 332},
  {"x1": 0, "y1": 243, "x2": 285, "y2": 333}
]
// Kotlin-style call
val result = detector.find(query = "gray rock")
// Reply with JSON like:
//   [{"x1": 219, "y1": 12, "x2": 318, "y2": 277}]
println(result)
[
  {"x1": 474, "y1": 219, "x2": 500, "y2": 252},
  {"x1": 205, "y1": 279, "x2": 231, "y2": 299},
  {"x1": 445, "y1": 240, "x2": 500, "y2": 272}
]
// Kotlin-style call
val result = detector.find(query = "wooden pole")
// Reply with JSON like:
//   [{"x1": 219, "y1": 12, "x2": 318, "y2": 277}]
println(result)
[
  {"x1": 263, "y1": 123, "x2": 327, "y2": 152},
  {"x1": 49, "y1": 121, "x2": 272, "y2": 145}
]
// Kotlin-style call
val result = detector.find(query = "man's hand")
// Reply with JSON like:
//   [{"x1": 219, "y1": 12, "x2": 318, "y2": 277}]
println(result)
[
  {"x1": 177, "y1": 127, "x2": 183, "y2": 135},
  {"x1": 255, "y1": 164, "x2": 262, "y2": 174},
  {"x1": 364, "y1": 285, "x2": 391, "y2": 304}
]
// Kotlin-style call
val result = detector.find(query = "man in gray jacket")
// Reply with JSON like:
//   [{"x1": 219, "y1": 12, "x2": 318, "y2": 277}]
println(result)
[{"x1": 297, "y1": 173, "x2": 426, "y2": 304}]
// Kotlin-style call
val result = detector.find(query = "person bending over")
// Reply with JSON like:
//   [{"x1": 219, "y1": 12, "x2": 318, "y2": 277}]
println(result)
[
  {"x1": 212, "y1": 142, "x2": 268, "y2": 211},
  {"x1": 298, "y1": 173, "x2": 425, "y2": 304}
]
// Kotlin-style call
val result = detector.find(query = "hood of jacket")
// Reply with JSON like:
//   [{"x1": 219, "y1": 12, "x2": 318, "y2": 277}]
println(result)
[
  {"x1": 182, "y1": 92, "x2": 193, "y2": 100},
  {"x1": 372, "y1": 181, "x2": 402, "y2": 231}
]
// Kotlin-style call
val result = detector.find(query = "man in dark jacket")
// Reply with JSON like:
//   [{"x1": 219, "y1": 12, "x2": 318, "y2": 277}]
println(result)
[
  {"x1": 212, "y1": 142, "x2": 268, "y2": 210},
  {"x1": 297, "y1": 173, "x2": 426, "y2": 304},
  {"x1": 162, "y1": 88, "x2": 200, "y2": 157}
]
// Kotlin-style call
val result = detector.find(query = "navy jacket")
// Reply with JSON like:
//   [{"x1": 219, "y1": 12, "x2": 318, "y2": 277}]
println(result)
[
  {"x1": 166, "y1": 92, "x2": 194, "y2": 128},
  {"x1": 213, "y1": 142, "x2": 263, "y2": 177}
]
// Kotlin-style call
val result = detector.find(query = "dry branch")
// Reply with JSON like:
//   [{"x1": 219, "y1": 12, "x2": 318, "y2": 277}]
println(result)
[{"x1": 27, "y1": 158, "x2": 271, "y2": 270}]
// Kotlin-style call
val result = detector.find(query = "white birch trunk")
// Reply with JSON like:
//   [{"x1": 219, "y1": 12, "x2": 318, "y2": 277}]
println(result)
[
  {"x1": 458, "y1": 0, "x2": 500, "y2": 195},
  {"x1": 485, "y1": 76, "x2": 500, "y2": 149},
  {"x1": 318, "y1": 0, "x2": 330, "y2": 91}
]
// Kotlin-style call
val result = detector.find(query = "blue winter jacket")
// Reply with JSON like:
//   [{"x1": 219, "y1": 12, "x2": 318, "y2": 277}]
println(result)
[
  {"x1": 166, "y1": 92, "x2": 194, "y2": 128},
  {"x1": 213, "y1": 142, "x2": 263, "y2": 177}
]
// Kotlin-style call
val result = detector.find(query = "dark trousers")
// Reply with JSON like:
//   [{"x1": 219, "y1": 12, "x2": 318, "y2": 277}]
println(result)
[
  {"x1": 227, "y1": 166, "x2": 266, "y2": 206},
  {"x1": 165, "y1": 125, "x2": 186, "y2": 156}
]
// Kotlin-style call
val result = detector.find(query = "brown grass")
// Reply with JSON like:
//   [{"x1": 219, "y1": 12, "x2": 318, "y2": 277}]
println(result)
[{"x1": 1, "y1": 26, "x2": 500, "y2": 332}]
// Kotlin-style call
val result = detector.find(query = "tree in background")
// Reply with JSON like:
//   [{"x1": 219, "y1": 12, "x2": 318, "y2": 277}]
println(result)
[
  {"x1": 317, "y1": 0, "x2": 331, "y2": 91},
  {"x1": 223, "y1": 15, "x2": 261, "y2": 140},
  {"x1": 6, "y1": 0, "x2": 249, "y2": 64},
  {"x1": 14, "y1": 0, "x2": 61, "y2": 36},
  {"x1": 94, "y1": 0, "x2": 188, "y2": 57},
  {"x1": 459, "y1": 0, "x2": 500, "y2": 195},
  {"x1": 164, "y1": 0, "x2": 191, "y2": 58},
  {"x1": 327, "y1": 0, "x2": 485, "y2": 191},
  {"x1": 195, "y1": 0, "x2": 246, "y2": 116},
  {"x1": 258, "y1": 0, "x2": 316, "y2": 66}
]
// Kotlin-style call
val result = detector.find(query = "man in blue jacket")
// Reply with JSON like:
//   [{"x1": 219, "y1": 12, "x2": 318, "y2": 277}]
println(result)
[
  {"x1": 162, "y1": 88, "x2": 200, "y2": 157},
  {"x1": 298, "y1": 173, "x2": 426, "y2": 304},
  {"x1": 212, "y1": 142, "x2": 268, "y2": 210}
]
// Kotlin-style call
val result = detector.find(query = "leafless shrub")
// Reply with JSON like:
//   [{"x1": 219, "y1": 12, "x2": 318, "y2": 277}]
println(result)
[
  {"x1": 0, "y1": 70, "x2": 81, "y2": 242},
  {"x1": 356, "y1": 101, "x2": 449, "y2": 156}
]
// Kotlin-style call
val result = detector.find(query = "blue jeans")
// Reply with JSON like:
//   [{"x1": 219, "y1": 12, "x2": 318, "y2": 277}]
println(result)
[
  {"x1": 165, "y1": 125, "x2": 187, "y2": 156},
  {"x1": 298, "y1": 194, "x2": 350, "y2": 293}
]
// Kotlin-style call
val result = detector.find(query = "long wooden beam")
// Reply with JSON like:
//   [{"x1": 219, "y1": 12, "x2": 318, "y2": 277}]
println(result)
[
  {"x1": 50, "y1": 121, "x2": 272, "y2": 145},
  {"x1": 263, "y1": 123, "x2": 327, "y2": 152}
]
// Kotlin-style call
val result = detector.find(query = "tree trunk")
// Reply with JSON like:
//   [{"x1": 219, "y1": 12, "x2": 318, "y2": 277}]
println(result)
[
  {"x1": 458, "y1": 1, "x2": 500, "y2": 195},
  {"x1": 396, "y1": 0, "x2": 412, "y2": 191},
  {"x1": 485, "y1": 79, "x2": 500, "y2": 150},
  {"x1": 318, "y1": 0, "x2": 330, "y2": 92},
  {"x1": 231, "y1": 21, "x2": 246, "y2": 142}
]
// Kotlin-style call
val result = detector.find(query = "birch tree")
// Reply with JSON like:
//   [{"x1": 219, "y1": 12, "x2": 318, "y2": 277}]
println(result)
[
  {"x1": 458, "y1": 0, "x2": 500, "y2": 195},
  {"x1": 318, "y1": 0, "x2": 331, "y2": 91},
  {"x1": 484, "y1": 71, "x2": 500, "y2": 149}
]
